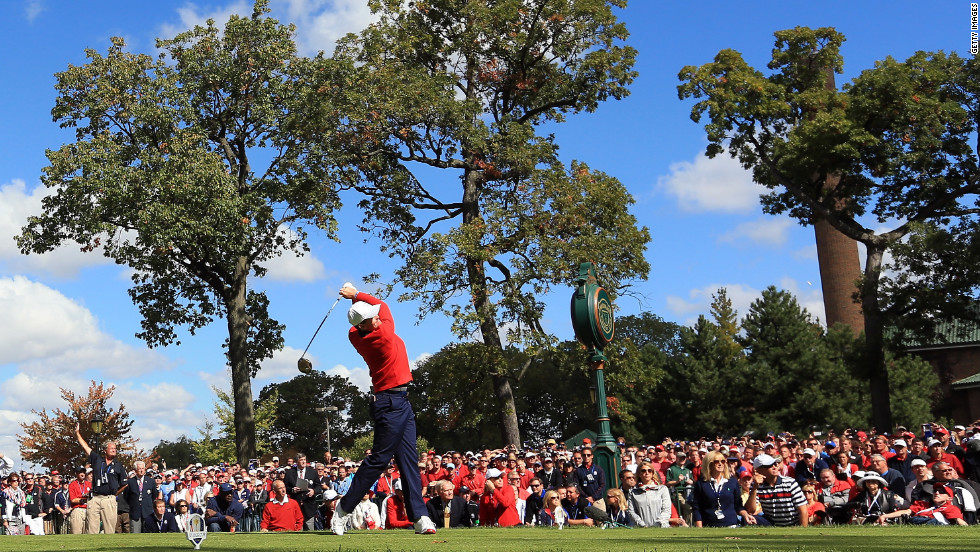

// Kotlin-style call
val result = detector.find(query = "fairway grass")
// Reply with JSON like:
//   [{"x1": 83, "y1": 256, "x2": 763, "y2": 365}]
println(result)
[{"x1": 2, "y1": 526, "x2": 978, "y2": 552}]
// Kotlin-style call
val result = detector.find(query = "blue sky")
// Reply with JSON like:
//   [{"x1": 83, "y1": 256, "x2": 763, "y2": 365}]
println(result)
[{"x1": 0, "y1": 1, "x2": 968, "y2": 467}]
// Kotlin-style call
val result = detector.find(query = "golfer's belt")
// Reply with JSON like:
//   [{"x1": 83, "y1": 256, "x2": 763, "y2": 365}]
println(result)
[{"x1": 370, "y1": 386, "x2": 408, "y2": 401}]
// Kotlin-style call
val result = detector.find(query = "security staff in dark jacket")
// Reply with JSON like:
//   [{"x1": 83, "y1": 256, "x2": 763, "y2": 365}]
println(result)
[{"x1": 125, "y1": 461, "x2": 160, "y2": 532}]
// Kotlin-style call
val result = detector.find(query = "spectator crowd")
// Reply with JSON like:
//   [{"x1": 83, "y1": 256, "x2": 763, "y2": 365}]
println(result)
[{"x1": 3, "y1": 421, "x2": 980, "y2": 535}]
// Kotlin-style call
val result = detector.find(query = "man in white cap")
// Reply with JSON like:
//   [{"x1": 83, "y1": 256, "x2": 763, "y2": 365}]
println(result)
[
  {"x1": 905, "y1": 458, "x2": 933, "y2": 504},
  {"x1": 330, "y1": 283, "x2": 436, "y2": 536},
  {"x1": 886, "y1": 439, "x2": 915, "y2": 483},
  {"x1": 745, "y1": 454, "x2": 808, "y2": 527}
]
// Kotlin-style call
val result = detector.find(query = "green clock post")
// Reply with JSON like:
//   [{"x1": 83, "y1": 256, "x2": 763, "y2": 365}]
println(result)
[{"x1": 570, "y1": 262, "x2": 620, "y2": 489}]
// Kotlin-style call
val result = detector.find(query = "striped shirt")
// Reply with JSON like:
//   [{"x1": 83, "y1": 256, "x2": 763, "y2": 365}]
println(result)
[{"x1": 756, "y1": 476, "x2": 806, "y2": 526}]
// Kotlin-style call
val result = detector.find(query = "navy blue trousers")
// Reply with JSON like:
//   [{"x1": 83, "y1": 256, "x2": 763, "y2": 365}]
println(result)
[{"x1": 338, "y1": 390, "x2": 426, "y2": 522}]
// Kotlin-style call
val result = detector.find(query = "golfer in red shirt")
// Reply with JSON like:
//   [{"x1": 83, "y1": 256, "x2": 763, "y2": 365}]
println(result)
[{"x1": 330, "y1": 284, "x2": 436, "y2": 536}]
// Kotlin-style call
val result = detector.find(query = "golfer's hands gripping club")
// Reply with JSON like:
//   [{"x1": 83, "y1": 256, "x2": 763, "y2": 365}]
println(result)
[{"x1": 340, "y1": 282, "x2": 358, "y2": 300}]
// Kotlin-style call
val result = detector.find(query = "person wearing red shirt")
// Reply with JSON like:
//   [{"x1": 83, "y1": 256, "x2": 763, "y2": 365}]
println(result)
[
  {"x1": 462, "y1": 457, "x2": 488, "y2": 499},
  {"x1": 882, "y1": 483, "x2": 968, "y2": 525},
  {"x1": 261, "y1": 481, "x2": 303, "y2": 532},
  {"x1": 385, "y1": 480, "x2": 413, "y2": 529},
  {"x1": 67, "y1": 466, "x2": 91, "y2": 534},
  {"x1": 330, "y1": 284, "x2": 436, "y2": 536},
  {"x1": 421, "y1": 460, "x2": 447, "y2": 490},
  {"x1": 479, "y1": 469, "x2": 520, "y2": 527},
  {"x1": 871, "y1": 436, "x2": 895, "y2": 461},
  {"x1": 926, "y1": 439, "x2": 965, "y2": 477}
]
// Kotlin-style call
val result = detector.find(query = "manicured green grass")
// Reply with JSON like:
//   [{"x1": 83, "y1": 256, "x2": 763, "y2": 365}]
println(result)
[{"x1": 4, "y1": 526, "x2": 979, "y2": 552}]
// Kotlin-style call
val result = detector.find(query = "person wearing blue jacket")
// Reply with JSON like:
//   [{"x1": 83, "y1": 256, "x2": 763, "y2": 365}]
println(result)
[{"x1": 691, "y1": 451, "x2": 755, "y2": 527}]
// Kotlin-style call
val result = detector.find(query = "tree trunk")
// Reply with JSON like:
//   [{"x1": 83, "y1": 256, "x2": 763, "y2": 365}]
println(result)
[
  {"x1": 461, "y1": 166, "x2": 522, "y2": 447},
  {"x1": 860, "y1": 245, "x2": 893, "y2": 432},
  {"x1": 227, "y1": 255, "x2": 257, "y2": 464}
]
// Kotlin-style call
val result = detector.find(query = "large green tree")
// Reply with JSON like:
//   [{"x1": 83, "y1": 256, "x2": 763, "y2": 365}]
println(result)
[
  {"x1": 17, "y1": 2, "x2": 342, "y2": 462},
  {"x1": 739, "y1": 286, "x2": 864, "y2": 433},
  {"x1": 309, "y1": 0, "x2": 649, "y2": 446},
  {"x1": 255, "y1": 372, "x2": 372, "y2": 458},
  {"x1": 678, "y1": 27, "x2": 980, "y2": 430}
]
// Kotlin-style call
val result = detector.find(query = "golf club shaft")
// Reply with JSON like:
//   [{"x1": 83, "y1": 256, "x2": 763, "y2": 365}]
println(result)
[{"x1": 300, "y1": 296, "x2": 342, "y2": 358}]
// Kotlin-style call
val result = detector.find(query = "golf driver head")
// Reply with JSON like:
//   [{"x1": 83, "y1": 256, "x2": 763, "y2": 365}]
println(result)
[{"x1": 297, "y1": 357, "x2": 314, "y2": 374}]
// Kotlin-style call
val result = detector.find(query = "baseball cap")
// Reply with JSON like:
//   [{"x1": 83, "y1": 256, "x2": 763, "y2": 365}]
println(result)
[
  {"x1": 348, "y1": 301, "x2": 381, "y2": 326},
  {"x1": 934, "y1": 483, "x2": 953, "y2": 495},
  {"x1": 546, "y1": 439, "x2": 557, "y2": 445},
  {"x1": 893, "y1": 439, "x2": 908, "y2": 448},
  {"x1": 218, "y1": 483, "x2": 234, "y2": 493},
  {"x1": 272, "y1": 456, "x2": 279, "y2": 462},
  {"x1": 486, "y1": 468, "x2": 504, "y2": 479},
  {"x1": 911, "y1": 458, "x2": 927, "y2": 467},
  {"x1": 928, "y1": 438, "x2": 943, "y2": 447},
  {"x1": 752, "y1": 454, "x2": 778, "y2": 470},
  {"x1": 802, "y1": 448, "x2": 816, "y2": 457},
  {"x1": 446, "y1": 463, "x2": 455, "y2": 469}
]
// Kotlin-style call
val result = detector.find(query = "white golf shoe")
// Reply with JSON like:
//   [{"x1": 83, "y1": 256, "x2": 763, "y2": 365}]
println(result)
[
  {"x1": 331, "y1": 504, "x2": 348, "y2": 535},
  {"x1": 414, "y1": 515, "x2": 437, "y2": 535}
]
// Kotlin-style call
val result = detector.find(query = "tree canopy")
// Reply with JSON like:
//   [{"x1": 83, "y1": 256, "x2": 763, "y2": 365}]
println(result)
[
  {"x1": 17, "y1": 1, "x2": 344, "y2": 462},
  {"x1": 678, "y1": 27, "x2": 980, "y2": 429},
  {"x1": 305, "y1": 0, "x2": 649, "y2": 446}
]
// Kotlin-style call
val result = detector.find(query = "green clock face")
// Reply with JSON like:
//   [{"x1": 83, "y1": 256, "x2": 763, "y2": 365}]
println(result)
[
  {"x1": 593, "y1": 287, "x2": 614, "y2": 345},
  {"x1": 571, "y1": 282, "x2": 614, "y2": 350}
]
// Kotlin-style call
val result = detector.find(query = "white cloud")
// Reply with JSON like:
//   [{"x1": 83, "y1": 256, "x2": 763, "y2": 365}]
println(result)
[
  {"x1": 658, "y1": 154, "x2": 766, "y2": 214},
  {"x1": 665, "y1": 283, "x2": 761, "y2": 325},
  {"x1": 159, "y1": 1, "x2": 251, "y2": 40},
  {"x1": 718, "y1": 217, "x2": 794, "y2": 247},
  {"x1": 25, "y1": 0, "x2": 44, "y2": 22},
  {"x1": 667, "y1": 280, "x2": 826, "y2": 328},
  {"x1": 0, "y1": 180, "x2": 113, "y2": 278},
  {"x1": 321, "y1": 363, "x2": 372, "y2": 391},
  {"x1": 282, "y1": 0, "x2": 376, "y2": 55},
  {"x1": 0, "y1": 374, "x2": 203, "y2": 468},
  {"x1": 261, "y1": 227, "x2": 327, "y2": 282},
  {"x1": 254, "y1": 345, "x2": 309, "y2": 385},
  {"x1": 157, "y1": 1, "x2": 376, "y2": 57},
  {"x1": 0, "y1": 276, "x2": 169, "y2": 378}
]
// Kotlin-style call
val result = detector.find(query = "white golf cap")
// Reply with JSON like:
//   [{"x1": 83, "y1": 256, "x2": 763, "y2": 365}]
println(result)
[
  {"x1": 752, "y1": 454, "x2": 778, "y2": 470},
  {"x1": 893, "y1": 439, "x2": 907, "y2": 448},
  {"x1": 911, "y1": 458, "x2": 927, "y2": 467},
  {"x1": 802, "y1": 448, "x2": 816, "y2": 457},
  {"x1": 348, "y1": 301, "x2": 381, "y2": 326},
  {"x1": 486, "y1": 468, "x2": 504, "y2": 479}
]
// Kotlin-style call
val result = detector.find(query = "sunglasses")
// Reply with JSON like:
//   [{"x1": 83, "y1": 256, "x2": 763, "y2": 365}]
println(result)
[{"x1": 639, "y1": 469, "x2": 654, "y2": 473}]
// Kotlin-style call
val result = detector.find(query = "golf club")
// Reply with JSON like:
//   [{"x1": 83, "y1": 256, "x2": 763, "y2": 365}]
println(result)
[{"x1": 297, "y1": 295, "x2": 342, "y2": 374}]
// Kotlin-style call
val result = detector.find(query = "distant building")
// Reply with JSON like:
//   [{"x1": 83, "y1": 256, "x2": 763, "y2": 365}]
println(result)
[{"x1": 903, "y1": 319, "x2": 980, "y2": 424}]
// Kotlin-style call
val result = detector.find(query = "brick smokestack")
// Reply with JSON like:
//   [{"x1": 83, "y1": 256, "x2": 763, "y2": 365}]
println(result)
[{"x1": 814, "y1": 69, "x2": 864, "y2": 334}]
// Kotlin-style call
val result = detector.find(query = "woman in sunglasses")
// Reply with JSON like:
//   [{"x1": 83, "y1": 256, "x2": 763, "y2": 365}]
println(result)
[
  {"x1": 627, "y1": 462, "x2": 670, "y2": 527},
  {"x1": 690, "y1": 450, "x2": 754, "y2": 527}
]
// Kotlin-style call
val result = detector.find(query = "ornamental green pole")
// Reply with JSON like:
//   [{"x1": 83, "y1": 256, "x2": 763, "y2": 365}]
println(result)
[{"x1": 570, "y1": 262, "x2": 620, "y2": 491}]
